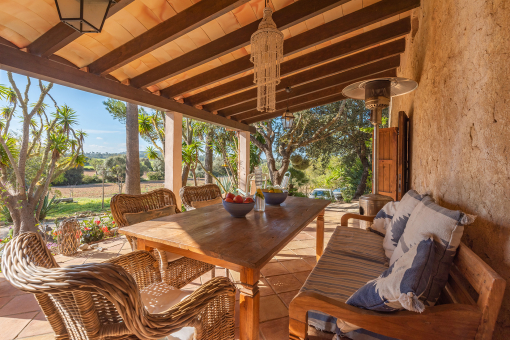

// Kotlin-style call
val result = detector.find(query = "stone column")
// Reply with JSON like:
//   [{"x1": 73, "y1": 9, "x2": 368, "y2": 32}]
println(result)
[
  {"x1": 125, "y1": 102, "x2": 141, "y2": 194},
  {"x1": 238, "y1": 131, "x2": 250, "y2": 194},
  {"x1": 165, "y1": 111, "x2": 183, "y2": 208}
]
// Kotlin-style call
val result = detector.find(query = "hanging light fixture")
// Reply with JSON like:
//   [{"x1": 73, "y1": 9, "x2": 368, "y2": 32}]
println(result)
[
  {"x1": 281, "y1": 87, "x2": 294, "y2": 129},
  {"x1": 250, "y1": 1, "x2": 284, "y2": 112},
  {"x1": 54, "y1": 0, "x2": 114, "y2": 33}
]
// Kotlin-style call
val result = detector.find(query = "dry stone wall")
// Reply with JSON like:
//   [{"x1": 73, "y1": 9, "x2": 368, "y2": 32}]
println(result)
[{"x1": 390, "y1": 0, "x2": 510, "y2": 337}]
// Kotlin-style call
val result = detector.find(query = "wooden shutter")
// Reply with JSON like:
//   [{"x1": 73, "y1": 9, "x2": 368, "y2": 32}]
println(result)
[
  {"x1": 377, "y1": 127, "x2": 398, "y2": 200},
  {"x1": 397, "y1": 111, "x2": 409, "y2": 200}
]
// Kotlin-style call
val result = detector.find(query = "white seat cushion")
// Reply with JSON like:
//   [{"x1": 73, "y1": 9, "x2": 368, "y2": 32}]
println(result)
[{"x1": 142, "y1": 282, "x2": 195, "y2": 340}]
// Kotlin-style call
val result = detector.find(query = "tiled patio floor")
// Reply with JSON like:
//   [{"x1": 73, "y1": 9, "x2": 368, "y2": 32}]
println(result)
[{"x1": 0, "y1": 202, "x2": 359, "y2": 340}]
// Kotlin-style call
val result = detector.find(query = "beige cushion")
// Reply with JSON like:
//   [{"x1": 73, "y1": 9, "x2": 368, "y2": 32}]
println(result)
[
  {"x1": 191, "y1": 197, "x2": 222, "y2": 209},
  {"x1": 124, "y1": 205, "x2": 177, "y2": 225},
  {"x1": 141, "y1": 282, "x2": 195, "y2": 340}
]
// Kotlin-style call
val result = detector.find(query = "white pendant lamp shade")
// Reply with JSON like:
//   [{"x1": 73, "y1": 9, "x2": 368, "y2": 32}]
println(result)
[{"x1": 250, "y1": 6, "x2": 284, "y2": 112}]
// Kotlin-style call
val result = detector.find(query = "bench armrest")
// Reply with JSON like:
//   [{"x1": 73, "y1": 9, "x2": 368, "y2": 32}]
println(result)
[
  {"x1": 340, "y1": 213, "x2": 376, "y2": 227},
  {"x1": 289, "y1": 291, "x2": 481, "y2": 340}
]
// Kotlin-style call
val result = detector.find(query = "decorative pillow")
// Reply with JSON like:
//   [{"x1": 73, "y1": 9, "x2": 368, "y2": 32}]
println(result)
[
  {"x1": 382, "y1": 190, "x2": 425, "y2": 258},
  {"x1": 191, "y1": 197, "x2": 222, "y2": 209},
  {"x1": 371, "y1": 201, "x2": 399, "y2": 236},
  {"x1": 389, "y1": 196, "x2": 476, "y2": 306},
  {"x1": 124, "y1": 205, "x2": 176, "y2": 225},
  {"x1": 346, "y1": 237, "x2": 435, "y2": 313}
]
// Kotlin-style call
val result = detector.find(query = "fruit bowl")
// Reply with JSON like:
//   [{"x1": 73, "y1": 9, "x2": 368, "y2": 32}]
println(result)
[
  {"x1": 222, "y1": 199, "x2": 255, "y2": 218},
  {"x1": 263, "y1": 191, "x2": 288, "y2": 205}
]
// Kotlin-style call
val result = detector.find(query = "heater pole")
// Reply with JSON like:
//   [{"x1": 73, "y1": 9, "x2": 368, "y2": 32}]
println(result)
[{"x1": 372, "y1": 110, "x2": 379, "y2": 195}]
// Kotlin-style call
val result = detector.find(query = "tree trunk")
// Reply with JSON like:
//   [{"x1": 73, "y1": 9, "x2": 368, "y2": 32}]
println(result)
[
  {"x1": 354, "y1": 142, "x2": 370, "y2": 199},
  {"x1": 182, "y1": 164, "x2": 190, "y2": 187},
  {"x1": 125, "y1": 102, "x2": 141, "y2": 194},
  {"x1": 204, "y1": 130, "x2": 214, "y2": 184},
  {"x1": 191, "y1": 167, "x2": 197, "y2": 186},
  {"x1": 10, "y1": 199, "x2": 38, "y2": 237}
]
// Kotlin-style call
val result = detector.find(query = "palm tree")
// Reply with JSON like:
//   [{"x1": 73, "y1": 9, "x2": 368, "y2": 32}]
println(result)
[{"x1": 56, "y1": 105, "x2": 78, "y2": 138}]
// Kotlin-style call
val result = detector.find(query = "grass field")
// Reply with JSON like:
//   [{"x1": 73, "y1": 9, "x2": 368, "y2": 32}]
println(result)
[{"x1": 45, "y1": 197, "x2": 112, "y2": 220}]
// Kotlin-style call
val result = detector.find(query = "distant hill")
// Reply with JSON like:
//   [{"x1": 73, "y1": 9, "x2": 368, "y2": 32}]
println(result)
[{"x1": 85, "y1": 151, "x2": 148, "y2": 159}]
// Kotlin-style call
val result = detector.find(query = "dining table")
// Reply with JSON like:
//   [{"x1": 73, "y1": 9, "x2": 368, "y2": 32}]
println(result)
[{"x1": 119, "y1": 195, "x2": 330, "y2": 340}]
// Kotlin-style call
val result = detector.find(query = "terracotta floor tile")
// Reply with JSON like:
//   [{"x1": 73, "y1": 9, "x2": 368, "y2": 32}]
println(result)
[
  {"x1": 83, "y1": 251, "x2": 118, "y2": 263},
  {"x1": 16, "y1": 312, "x2": 53, "y2": 339},
  {"x1": 274, "y1": 249, "x2": 300, "y2": 261},
  {"x1": 258, "y1": 278, "x2": 276, "y2": 297},
  {"x1": 292, "y1": 232, "x2": 314, "y2": 241},
  {"x1": 299, "y1": 239, "x2": 317, "y2": 248},
  {"x1": 59, "y1": 257, "x2": 88, "y2": 267},
  {"x1": 0, "y1": 297, "x2": 12, "y2": 310},
  {"x1": 0, "y1": 311, "x2": 37, "y2": 340},
  {"x1": 0, "y1": 294, "x2": 40, "y2": 317},
  {"x1": 304, "y1": 256, "x2": 318, "y2": 267},
  {"x1": 266, "y1": 274, "x2": 303, "y2": 294},
  {"x1": 259, "y1": 295, "x2": 288, "y2": 322},
  {"x1": 260, "y1": 317, "x2": 289, "y2": 340},
  {"x1": 293, "y1": 247, "x2": 317, "y2": 258},
  {"x1": 261, "y1": 262, "x2": 289, "y2": 277},
  {"x1": 277, "y1": 290, "x2": 300, "y2": 308},
  {"x1": 0, "y1": 280, "x2": 27, "y2": 298},
  {"x1": 293, "y1": 271, "x2": 312, "y2": 284},
  {"x1": 284, "y1": 240, "x2": 309, "y2": 250},
  {"x1": 17, "y1": 334, "x2": 55, "y2": 340},
  {"x1": 280, "y1": 259, "x2": 313, "y2": 273}
]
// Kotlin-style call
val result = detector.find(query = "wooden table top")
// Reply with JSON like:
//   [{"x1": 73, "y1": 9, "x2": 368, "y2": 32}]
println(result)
[{"x1": 119, "y1": 196, "x2": 330, "y2": 269}]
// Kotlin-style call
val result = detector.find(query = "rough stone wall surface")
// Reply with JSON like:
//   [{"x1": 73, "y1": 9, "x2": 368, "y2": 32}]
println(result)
[{"x1": 390, "y1": 0, "x2": 510, "y2": 337}]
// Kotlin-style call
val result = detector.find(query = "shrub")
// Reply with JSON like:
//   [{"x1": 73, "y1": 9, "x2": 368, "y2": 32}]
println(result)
[
  {"x1": 147, "y1": 172, "x2": 164, "y2": 181},
  {"x1": 83, "y1": 175, "x2": 102, "y2": 184}
]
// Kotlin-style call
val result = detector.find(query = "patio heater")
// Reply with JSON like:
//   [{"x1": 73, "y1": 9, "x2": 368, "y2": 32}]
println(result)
[{"x1": 342, "y1": 77, "x2": 417, "y2": 228}]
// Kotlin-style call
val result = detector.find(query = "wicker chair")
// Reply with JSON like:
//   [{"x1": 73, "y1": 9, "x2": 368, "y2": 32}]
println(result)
[
  {"x1": 180, "y1": 184, "x2": 225, "y2": 278},
  {"x1": 110, "y1": 188, "x2": 214, "y2": 288},
  {"x1": 180, "y1": 184, "x2": 223, "y2": 211},
  {"x1": 2, "y1": 232, "x2": 236, "y2": 340}
]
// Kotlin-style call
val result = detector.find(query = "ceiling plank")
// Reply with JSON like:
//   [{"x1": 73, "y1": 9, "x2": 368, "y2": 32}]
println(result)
[
  {"x1": 88, "y1": 0, "x2": 249, "y2": 76},
  {"x1": 27, "y1": 0, "x2": 135, "y2": 58},
  {"x1": 166, "y1": 5, "x2": 414, "y2": 100},
  {"x1": 0, "y1": 44, "x2": 254, "y2": 133},
  {"x1": 217, "y1": 39, "x2": 405, "y2": 117},
  {"x1": 183, "y1": 0, "x2": 419, "y2": 105},
  {"x1": 129, "y1": 0, "x2": 352, "y2": 89},
  {"x1": 234, "y1": 63, "x2": 399, "y2": 122},
  {"x1": 235, "y1": 69, "x2": 397, "y2": 122}
]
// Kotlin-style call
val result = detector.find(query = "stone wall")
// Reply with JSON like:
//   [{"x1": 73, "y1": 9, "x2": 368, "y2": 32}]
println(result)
[{"x1": 390, "y1": 0, "x2": 510, "y2": 337}]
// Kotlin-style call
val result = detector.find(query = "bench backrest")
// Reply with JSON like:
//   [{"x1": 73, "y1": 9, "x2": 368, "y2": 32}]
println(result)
[{"x1": 444, "y1": 243, "x2": 505, "y2": 340}]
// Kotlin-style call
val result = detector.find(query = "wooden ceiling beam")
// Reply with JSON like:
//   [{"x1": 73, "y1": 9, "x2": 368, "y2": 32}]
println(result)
[
  {"x1": 88, "y1": 0, "x2": 249, "y2": 76},
  {"x1": 0, "y1": 44, "x2": 254, "y2": 133},
  {"x1": 168, "y1": 0, "x2": 416, "y2": 101},
  {"x1": 217, "y1": 39, "x2": 405, "y2": 117},
  {"x1": 27, "y1": 0, "x2": 135, "y2": 58},
  {"x1": 184, "y1": 0, "x2": 419, "y2": 106},
  {"x1": 129, "y1": 0, "x2": 352, "y2": 89},
  {"x1": 234, "y1": 66, "x2": 398, "y2": 122}
]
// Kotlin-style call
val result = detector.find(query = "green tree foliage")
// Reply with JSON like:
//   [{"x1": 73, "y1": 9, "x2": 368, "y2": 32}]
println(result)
[
  {"x1": 0, "y1": 73, "x2": 86, "y2": 235},
  {"x1": 105, "y1": 155, "x2": 127, "y2": 193},
  {"x1": 52, "y1": 166, "x2": 84, "y2": 185}
]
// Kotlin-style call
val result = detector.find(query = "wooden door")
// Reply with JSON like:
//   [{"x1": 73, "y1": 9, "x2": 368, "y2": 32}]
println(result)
[{"x1": 377, "y1": 127, "x2": 398, "y2": 200}]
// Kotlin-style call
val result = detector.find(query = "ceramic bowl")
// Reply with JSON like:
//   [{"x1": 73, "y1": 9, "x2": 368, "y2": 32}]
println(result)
[
  {"x1": 222, "y1": 199, "x2": 255, "y2": 218},
  {"x1": 263, "y1": 191, "x2": 288, "y2": 205}
]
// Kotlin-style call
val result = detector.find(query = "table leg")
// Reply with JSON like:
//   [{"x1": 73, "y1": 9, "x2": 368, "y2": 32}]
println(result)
[
  {"x1": 239, "y1": 267, "x2": 260, "y2": 340},
  {"x1": 316, "y1": 209, "x2": 325, "y2": 261},
  {"x1": 137, "y1": 238, "x2": 153, "y2": 251}
]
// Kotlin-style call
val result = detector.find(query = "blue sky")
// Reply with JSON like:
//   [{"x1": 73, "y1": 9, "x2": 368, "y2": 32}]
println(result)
[{"x1": 0, "y1": 70, "x2": 150, "y2": 153}]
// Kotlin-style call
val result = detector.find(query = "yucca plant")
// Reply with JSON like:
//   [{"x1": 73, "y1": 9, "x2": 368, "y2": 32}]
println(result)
[{"x1": 37, "y1": 193, "x2": 60, "y2": 221}]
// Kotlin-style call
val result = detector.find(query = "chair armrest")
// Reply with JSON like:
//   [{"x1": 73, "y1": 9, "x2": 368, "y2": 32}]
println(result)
[
  {"x1": 340, "y1": 213, "x2": 376, "y2": 227},
  {"x1": 289, "y1": 291, "x2": 482, "y2": 340},
  {"x1": 107, "y1": 250, "x2": 161, "y2": 290}
]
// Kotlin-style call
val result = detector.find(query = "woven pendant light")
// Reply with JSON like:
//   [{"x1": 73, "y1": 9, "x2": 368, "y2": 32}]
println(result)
[{"x1": 250, "y1": 3, "x2": 284, "y2": 112}]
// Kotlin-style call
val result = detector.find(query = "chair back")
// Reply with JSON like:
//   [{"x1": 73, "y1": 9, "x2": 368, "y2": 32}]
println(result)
[
  {"x1": 1, "y1": 232, "x2": 127, "y2": 340},
  {"x1": 180, "y1": 184, "x2": 222, "y2": 210},
  {"x1": 110, "y1": 188, "x2": 180, "y2": 228}
]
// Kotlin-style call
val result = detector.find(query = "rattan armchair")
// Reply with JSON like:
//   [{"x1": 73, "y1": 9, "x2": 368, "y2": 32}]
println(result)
[
  {"x1": 110, "y1": 188, "x2": 214, "y2": 288},
  {"x1": 180, "y1": 184, "x2": 222, "y2": 211},
  {"x1": 2, "y1": 232, "x2": 236, "y2": 340}
]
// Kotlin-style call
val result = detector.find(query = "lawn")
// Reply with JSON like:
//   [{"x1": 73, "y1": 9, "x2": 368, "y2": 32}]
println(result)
[{"x1": 44, "y1": 197, "x2": 112, "y2": 220}]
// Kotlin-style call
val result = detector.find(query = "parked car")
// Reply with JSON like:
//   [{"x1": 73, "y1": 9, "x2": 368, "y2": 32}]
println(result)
[
  {"x1": 308, "y1": 188, "x2": 334, "y2": 200},
  {"x1": 333, "y1": 188, "x2": 345, "y2": 200}
]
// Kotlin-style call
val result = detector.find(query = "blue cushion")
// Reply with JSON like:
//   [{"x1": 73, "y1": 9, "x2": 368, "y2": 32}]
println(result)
[
  {"x1": 371, "y1": 201, "x2": 399, "y2": 236},
  {"x1": 346, "y1": 238, "x2": 435, "y2": 312},
  {"x1": 382, "y1": 190, "x2": 425, "y2": 258}
]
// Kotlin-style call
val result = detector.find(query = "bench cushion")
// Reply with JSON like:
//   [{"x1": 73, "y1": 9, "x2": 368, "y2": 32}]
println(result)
[
  {"x1": 371, "y1": 201, "x2": 399, "y2": 236},
  {"x1": 330, "y1": 226, "x2": 387, "y2": 265}
]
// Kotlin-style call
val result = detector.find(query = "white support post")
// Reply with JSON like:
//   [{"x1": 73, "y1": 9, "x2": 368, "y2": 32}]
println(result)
[
  {"x1": 165, "y1": 111, "x2": 183, "y2": 208},
  {"x1": 238, "y1": 131, "x2": 250, "y2": 194}
]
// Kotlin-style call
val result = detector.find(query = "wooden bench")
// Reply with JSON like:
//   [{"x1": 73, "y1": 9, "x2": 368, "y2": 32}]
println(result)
[{"x1": 289, "y1": 213, "x2": 506, "y2": 340}]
